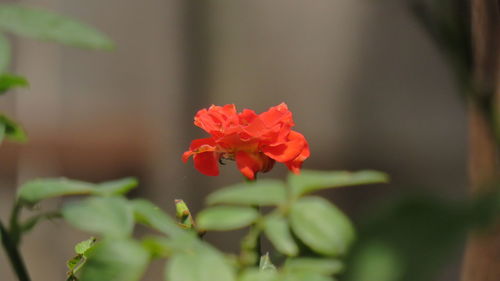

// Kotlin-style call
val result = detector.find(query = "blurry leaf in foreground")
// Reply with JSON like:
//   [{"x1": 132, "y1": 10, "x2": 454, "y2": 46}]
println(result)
[
  {"x1": 79, "y1": 239, "x2": 149, "y2": 281},
  {"x1": 345, "y1": 242, "x2": 402, "y2": 281},
  {"x1": 289, "y1": 170, "x2": 388, "y2": 198},
  {"x1": 93, "y1": 177, "x2": 138, "y2": 196},
  {"x1": 166, "y1": 243, "x2": 235, "y2": 281},
  {"x1": 239, "y1": 268, "x2": 277, "y2": 281},
  {"x1": 264, "y1": 214, "x2": 298, "y2": 256},
  {"x1": 62, "y1": 197, "x2": 133, "y2": 238},
  {"x1": 207, "y1": 179, "x2": 287, "y2": 206},
  {"x1": 17, "y1": 177, "x2": 137, "y2": 205},
  {"x1": 0, "y1": 73, "x2": 28, "y2": 94},
  {"x1": 290, "y1": 196, "x2": 355, "y2": 257},
  {"x1": 284, "y1": 258, "x2": 344, "y2": 276},
  {"x1": 0, "y1": 4, "x2": 114, "y2": 50},
  {"x1": 196, "y1": 206, "x2": 260, "y2": 231},
  {"x1": 132, "y1": 199, "x2": 183, "y2": 237},
  {"x1": 18, "y1": 178, "x2": 95, "y2": 205},
  {"x1": 0, "y1": 114, "x2": 27, "y2": 143},
  {"x1": 141, "y1": 236, "x2": 172, "y2": 259},
  {"x1": 343, "y1": 190, "x2": 500, "y2": 281}
]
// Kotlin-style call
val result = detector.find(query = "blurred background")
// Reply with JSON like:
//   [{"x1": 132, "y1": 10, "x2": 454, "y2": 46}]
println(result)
[{"x1": 0, "y1": 0, "x2": 470, "y2": 280}]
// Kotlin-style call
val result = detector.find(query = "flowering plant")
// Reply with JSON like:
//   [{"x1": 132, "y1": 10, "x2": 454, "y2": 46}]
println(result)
[
  {"x1": 0, "y1": 5, "x2": 391, "y2": 281},
  {"x1": 183, "y1": 103, "x2": 309, "y2": 179}
]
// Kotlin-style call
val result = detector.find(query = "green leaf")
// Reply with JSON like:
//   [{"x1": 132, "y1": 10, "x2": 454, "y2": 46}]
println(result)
[
  {"x1": 0, "y1": 121, "x2": 5, "y2": 143},
  {"x1": 259, "y1": 253, "x2": 277, "y2": 272},
  {"x1": 132, "y1": 199, "x2": 183, "y2": 237},
  {"x1": 280, "y1": 272, "x2": 335, "y2": 281},
  {"x1": 166, "y1": 243, "x2": 235, "y2": 281},
  {"x1": 284, "y1": 258, "x2": 344, "y2": 276},
  {"x1": 207, "y1": 180, "x2": 287, "y2": 206},
  {"x1": 0, "y1": 114, "x2": 27, "y2": 142},
  {"x1": 141, "y1": 236, "x2": 172, "y2": 258},
  {"x1": 79, "y1": 239, "x2": 149, "y2": 281},
  {"x1": 18, "y1": 178, "x2": 95, "y2": 205},
  {"x1": 67, "y1": 255, "x2": 82, "y2": 271},
  {"x1": 347, "y1": 242, "x2": 401, "y2": 281},
  {"x1": 93, "y1": 177, "x2": 138, "y2": 196},
  {"x1": 289, "y1": 170, "x2": 389, "y2": 198},
  {"x1": 0, "y1": 33, "x2": 10, "y2": 72},
  {"x1": 264, "y1": 215, "x2": 298, "y2": 256},
  {"x1": 75, "y1": 237, "x2": 96, "y2": 255},
  {"x1": 62, "y1": 197, "x2": 133, "y2": 238},
  {"x1": 239, "y1": 268, "x2": 278, "y2": 281},
  {"x1": 196, "y1": 206, "x2": 260, "y2": 231},
  {"x1": 175, "y1": 199, "x2": 195, "y2": 229},
  {"x1": 0, "y1": 4, "x2": 114, "y2": 50},
  {"x1": 0, "y1": 73, "x2": 28, "y2": 94},
  {"x1": 289, "y1": 197, "x2": 355, "y2": 256},
  {"x1": 20, "y1": 211, "x2": 61, "y2": 233}
]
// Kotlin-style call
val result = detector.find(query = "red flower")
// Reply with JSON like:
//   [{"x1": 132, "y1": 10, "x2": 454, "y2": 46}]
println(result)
[{"x1": 182, "y1": 103, "x2": 310, "y2": 179}]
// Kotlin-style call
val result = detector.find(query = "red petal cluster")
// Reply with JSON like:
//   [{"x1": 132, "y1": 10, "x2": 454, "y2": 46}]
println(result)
[{"x1": 182, "y1": 103, "x2": 310, "y2": 179}]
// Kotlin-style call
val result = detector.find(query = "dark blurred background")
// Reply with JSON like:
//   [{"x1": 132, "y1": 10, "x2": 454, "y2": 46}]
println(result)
[{"x1": 0, "y1": 0, "x2": 468, "y2": 280}]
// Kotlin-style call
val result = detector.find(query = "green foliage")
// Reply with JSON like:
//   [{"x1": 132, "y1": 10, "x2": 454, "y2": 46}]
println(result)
[
  {"x1": 175, "y1": 199, "x2": 195, "y2": 229},
  {"x1": 140, "y1": 236, "x2": 172, "y2": 259},
  {"x1": 0, "y1": 114, "x2": 27, "y2": 143},
  {"x1": 207, "y1": 180, "x2": 287, "y2": 206},
  {"x1": 284, "y1": 258, "x2": 344, "y2": 276},
  {"x1": 75, "y1": 237, "x2": 96, "y2": 256},
  {"x1": 239, "y1": 269, "x2": 277, "y2": 281},
  {"x1": 62, "y1": 197, "x2": 133, "y2": 238},
  {"x1": 264, "y1": 215, "x2": 298, "y2": 256},
  {"x1": 17, "y1": 177, "x2": 137, "y2": 205},
  {"x1": 132, "y1": 199, "x2": 183, "y2": 237},
  {"x1": 66, "y1": 237, "x2": 96, "y2": 281},
  {"x1": 343, "y1": 191, "x2": 500, "y2": 281},
  {"x1": 259, "y1": 253, "x2": 277, "y2": 271},
  {"x1": 92, "y1": 178, "x2": 138, "y2": 196},
  {"x1": 18, "y1": 179, "x2": 95, "y2": 205},
  {"x1": 288, "y1": 170, "x2": 388, "y2": 198},
  {"x1": 196, "y1": 206, "x2": 260, "y2": 231},
  {"x1": 166, "y1": 242, "x2": 236, "y2": 281},
  {"x1": 290, "y1": 197, "x2": 355, "y2": 256},
  {"x1": 6, "y1": 169, "x2": 387, "y2": 281},
  {"x1": 0, "y1": 74, "x2": 28, "y2": 94},
  {"x1": 0, "y1": 4, "x2": 113, "y2": 50},
  {"x1": 78, "y1": 239, "x2": 149, "y2": 281}
]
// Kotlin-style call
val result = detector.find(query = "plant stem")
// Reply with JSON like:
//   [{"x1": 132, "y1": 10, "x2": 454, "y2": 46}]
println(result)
[
  {"x1": 240, "y1": 220, "x2": 263, "y2": 266},
  {"x1": 253, "y1": 205, "x2": 262, "y2": 261},
  {"x1": 246, "y1": 176, "x2": 262, "y2": 265},
  {"x1": 9, "y1": 202, "x2": 22, "y2": 245},
  {"x1": 0, "y1": 218, "x2": 31, "y2": 281}
]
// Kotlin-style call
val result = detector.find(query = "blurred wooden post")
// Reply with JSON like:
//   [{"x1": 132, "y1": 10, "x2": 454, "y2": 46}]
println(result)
[{"x1": 461, "y1": 0, "x2": 500, "y2": 281}]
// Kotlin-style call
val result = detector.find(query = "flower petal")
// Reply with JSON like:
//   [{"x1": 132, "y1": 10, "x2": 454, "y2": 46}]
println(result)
[
  {"x1": 243, "y1": 103, "x2": 294, "y2": 142},
  {"x1": 259, "y1": 102, "x2": 294, "y2": 128},
  {"x1": 194, "y1": 152, "x2": 219, "y2": 176},
  {"x1": 285, "y1": 131, "x2": 310, "y2": 173},
  {"x1": 238, "y1": 109, "x2": 258, "y2": 125},
  {"x1": 235, "y1": 151, "x2": 264, "y2": 180},
  {"x1": 182, "y1": 138, "x2": 216, "y2": 162},
  {"x1": 194, "y1": 104, "x2": 239, "y2": 136},
  {"x1": 262, "y1": 138, "x2": 303, "y2": 163}
]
